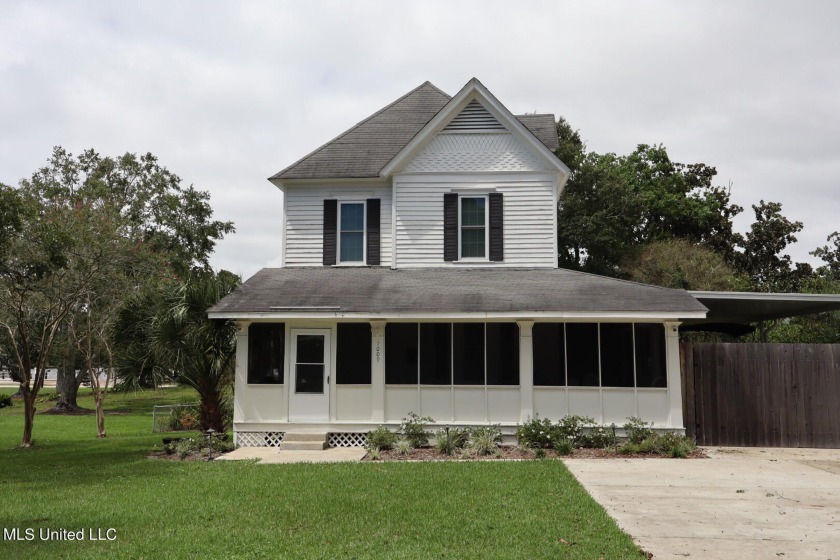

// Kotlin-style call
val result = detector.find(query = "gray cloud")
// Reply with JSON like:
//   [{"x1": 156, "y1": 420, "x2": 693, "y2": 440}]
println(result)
[{"x1": 2, "y1": 0, "x2": 838, "y2": 279}]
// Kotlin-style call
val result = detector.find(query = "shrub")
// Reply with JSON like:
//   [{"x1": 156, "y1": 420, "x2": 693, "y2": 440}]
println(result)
[
  {"x1": 579, "y1": 426, "x2": 617, "y2": 449},
  {"x1": 553, "y1": 438, "x2": 574, "y2": 456},
  {"x1": 367, "y1": 425, "x2": 398, "y2": 451},
  {"x1": 468, "y1": 425, "x2": 503, "y2": 456},
  {"x1": 624, "y1": 417, "x2": 654, "y2": 444},
  {"x1": 400, "y1": 412, "x2": 435, "y2": 448},
  {"x1": 435, "y1": 427, "x2": 469, "y2": 455},
  {"x1": 0, "y1": 394, "x2": 12, "y2": 409},
  {"x1": 659, "y1": 432, "x2": 697, "y2": 458},
  {"x1": 515, "y1": 416, "x2": 555, "y2": 449},
  {"x1": 168, "y1": 406, "x2": 200, "y2": 431},
  {"x1": 394, "y1": 439, "x2": 413, "y2": 455},
  {"x1": 555, "y1": 415, "x2": 594, "y2": 446},
  {"x1": 368, "y1": 448, "x2": 381, "y2": 461}
]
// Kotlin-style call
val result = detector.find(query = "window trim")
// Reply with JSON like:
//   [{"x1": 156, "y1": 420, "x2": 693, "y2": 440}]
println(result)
[
  {"x1": 337, "y1": 201, "x2": 366, "y2": 264},
  {"x1": 457, "y1": 195, "x2": 489, "y2": 261}
]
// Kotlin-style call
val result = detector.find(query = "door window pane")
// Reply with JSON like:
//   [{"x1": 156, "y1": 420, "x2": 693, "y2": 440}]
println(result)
[
  {"x1": 600, "y1": 323, "x2": 634, "y2": 387},
  {"x1": 339, "y1": 203, "x2": 364, "y2": 262},
  {"x1": 385, "y1": 323, "x2": 418, "y2": 384},
  {"x1": 566, "y1": 323, "x2": 599, "y2": 386},
  {"x1": 453, "y1": 323, "x2": 485, "y2": 385},
  {"x1": 420, "y1": 323, "x2": 451, "y2": 385},
  {"x1": 635, "y1": 323, "x2": 667, "y2": 388},
  {"x1": 296, "y1": 335, "x2": 324, "y2": 364},
  {"x1": 247, "y1": 323, "x2": 284, "y2": 384},
  {"x1": 337, "y1": 323, "x2": 371, "y2": 384},
  {"x1": 486, "y1": 323, "x2": 519, "y2": 385},
  {"x1": 533, "y1": 323, "x2": 564, "y2": 386},
  {"x1": 295, "y1": 364, "x2": 324, "y2": 393}
]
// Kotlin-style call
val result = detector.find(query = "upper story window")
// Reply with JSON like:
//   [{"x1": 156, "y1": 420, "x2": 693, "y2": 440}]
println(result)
[
  {"x1": 444, "y1": 193, "x2": 503, "y2": 263},
  {"x1": 322, "y1": 199, "x2": 380, "y2": 266},
  {"x1": 459, "y1": 196, "x2": 487, "y2": 259},
  {"x1": 339, "y1": 202, "x2": 365, "y2": 263}
]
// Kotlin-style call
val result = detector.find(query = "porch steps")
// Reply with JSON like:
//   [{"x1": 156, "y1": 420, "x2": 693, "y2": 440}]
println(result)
[{"x1": 278, "y1": 432, "x2": 329, "y2": 451}]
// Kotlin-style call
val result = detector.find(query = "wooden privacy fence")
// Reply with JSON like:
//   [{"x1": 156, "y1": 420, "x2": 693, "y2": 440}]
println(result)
[{"x1": 680, "y1": 342, "x2": 840, "y2": 448}]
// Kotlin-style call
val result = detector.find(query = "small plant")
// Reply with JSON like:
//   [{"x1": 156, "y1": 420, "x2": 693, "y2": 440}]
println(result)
[
  {"x1": 534, "y1": 448, "x2": 547, "y2": 459},
  {"x1": 468, "y1": 425, "x2": 503, "y2": 456},
  {"x1": 659, "y1": 432, "x2": 697, "y2": 458},
  {"x1": 515, "y1": 416, "x2": 555, "y2": 448},
  {"x1": 553, "y1": 438, "x2": 574, "y2": 456},
  {"x1": 624, "y1": 417, "x2": 654, "y2": 444},
  {"x1": 579, "y1": 426, "x2": 617, "y2": 449},
  {"x1": 368, "y1": 448, "x2": 381, "y2": 461},
  {"x1": 435, "y1": 427, "x2": 469, "y2": 455},
  {"x1": 174, "y1": 438, "x2": 195, "y2": 459},
  {"x1": 168, "y1": 406, "x2": 200, "y2": 431},
  {"x1": 400, "y1": 412, "x2": 435, "y2": 448},
  {"x1": 555, "y1": 415, "x2": 594, "y2": 446},
  {"x1": 0, "y1": 394, "x2": 12, "y2": 409},
  {"x1": 367, "y1": 425, "x2": 398, "y2": 451},
  {"x1": 394, "y1": 439, "x2": 413, "y2": 455}
]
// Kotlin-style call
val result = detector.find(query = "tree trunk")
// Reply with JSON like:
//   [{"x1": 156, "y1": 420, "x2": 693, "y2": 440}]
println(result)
[
  {"x1": 53, "y1": 366, "x2": 85, "y2": 413},
  {"x1": 21, "y1": 386, "x2": 36, "y2": 447},
  {"x1": 94, "y1": 393, "x2": 106, "y2": 438},
  {"x1": 200, "y1": 389, "x2": 225, "y2": 433}
]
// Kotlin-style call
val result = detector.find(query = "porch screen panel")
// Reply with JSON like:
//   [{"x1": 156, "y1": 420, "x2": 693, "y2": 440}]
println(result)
[
  {"x1": 420, "y1": 323, "x2": 451, "y2": 385},
  {"x1": 599, "y1": 323, "x2": 634, "y2": 387},
  {"x1": 453, "y1": 323, "x2": 485, "y2": 385},
  {"x1": 485, "y1": 323, "x2": 519, "y2": 385},
  {"x1": 634, "y1": 323, "x2": 667, "y2": 388},
  {"x1": 565, "y1": 323, "x2": 599, "y2": 386},
  {"x1": 247, "y1": 323, "x2": 285, "y2": 384},
  {"x1": 337, "y1": 323, "x2": 371, "y2": 384},
  {"x1": 385, "y1": 323, "x2": 418, "y2": 384},
  {"x1": 533, "y1": 323, "x2": 564, "y2": 386}
]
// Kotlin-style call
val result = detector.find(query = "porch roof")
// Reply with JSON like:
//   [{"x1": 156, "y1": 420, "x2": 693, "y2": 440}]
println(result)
[
  {"x1": 685, "y1": 291, "x2": 840, "y2": 326},
  {"x1": 208, "y1": 267, "x2": 707, "y2": 319}
]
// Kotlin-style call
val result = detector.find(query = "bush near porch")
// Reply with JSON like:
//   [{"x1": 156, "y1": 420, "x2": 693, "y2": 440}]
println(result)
[{"x1": 0, "y1": 386, "x2": 648, "y2": 559}]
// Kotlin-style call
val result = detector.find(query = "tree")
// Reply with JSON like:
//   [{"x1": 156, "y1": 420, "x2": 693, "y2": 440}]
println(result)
[
  {"x1": 18, "y1": 147, "x2": 234, "y2": 412},
  {"x1": 812, "y1": 231, "x2": 840, "y2": 280},
  {"x1": 0, "y1": 185, "x2": 107, "y2": 446},
  {"x1": 622, "y1": 239, "x2": 748, "y2": 291},
  {"x1": 735, "y1": 200, "x2": 810, "y2": 293},
  {"x1": 555, "y1": 135, "x2": 744, "y2": 276},
  {"x1": 113, "y1": 271, "x2": 240, "y2": 432}
]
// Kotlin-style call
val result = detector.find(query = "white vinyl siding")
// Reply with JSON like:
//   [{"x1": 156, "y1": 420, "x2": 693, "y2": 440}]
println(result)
[
  {"x1": 394, "y1": 176, "x2": 556, "y2": 268},
  {"x1": 284, "y1": 184, "x2": 392, "y2": 267}
]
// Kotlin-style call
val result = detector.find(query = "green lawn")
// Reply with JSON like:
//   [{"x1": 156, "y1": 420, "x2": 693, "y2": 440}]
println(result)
[{"x1": 0, "y1": 387, "x2": 644, "y2": 559}]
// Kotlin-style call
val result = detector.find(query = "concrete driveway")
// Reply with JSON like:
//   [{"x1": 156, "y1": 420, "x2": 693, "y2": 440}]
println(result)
[{"x1": 565, "y1": 447, "x2": 840, "y2": 560}]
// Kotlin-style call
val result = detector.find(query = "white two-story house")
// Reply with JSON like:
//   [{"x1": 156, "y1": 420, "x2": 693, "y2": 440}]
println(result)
[{"x1": 209, "y1": 78, "x2": 707, "y2": 448}]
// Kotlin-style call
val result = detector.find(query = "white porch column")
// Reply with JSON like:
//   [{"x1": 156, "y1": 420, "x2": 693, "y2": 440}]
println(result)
[
  {"x1": 664, "y1": 321, "x2": 684, "y2": 430},
  {"x1": 370, "y1": 320, "x2": 386, "y2": 423},
  {"x1": 517, "y1": 320, "x2": 535, "y2": 422},
  {"x1": 233, "y1": 321, "x2": 250, "y2": 428}
]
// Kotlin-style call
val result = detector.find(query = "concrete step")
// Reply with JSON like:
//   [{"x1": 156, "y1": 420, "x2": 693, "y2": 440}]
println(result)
[
  {"x1": 282, "y1": 432, "x2": 328, "y2": 443},
  {"x1": 278, "y1": 440, "x2": 329, "y2": 451}
]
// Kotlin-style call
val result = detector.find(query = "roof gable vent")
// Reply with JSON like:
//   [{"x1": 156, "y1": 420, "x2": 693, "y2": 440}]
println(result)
[{"x1": 443, "y1": 100, "x2": 506, "y2": 132}]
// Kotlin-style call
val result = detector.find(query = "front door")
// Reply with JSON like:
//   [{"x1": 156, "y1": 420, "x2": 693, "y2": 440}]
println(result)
[{"x1": 288, "y1": 329, "x2": 331, "y2": 422}]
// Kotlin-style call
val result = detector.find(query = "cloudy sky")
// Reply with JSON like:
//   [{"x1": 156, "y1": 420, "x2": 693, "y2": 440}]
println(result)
[{"x1": 2, "y1": 1, "x2": 838, "y2": 279}]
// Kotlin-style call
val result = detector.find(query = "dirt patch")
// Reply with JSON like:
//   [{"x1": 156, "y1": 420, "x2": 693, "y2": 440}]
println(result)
[{"x1": 365, "y1": 447, "x2": 708, "y2": 462}]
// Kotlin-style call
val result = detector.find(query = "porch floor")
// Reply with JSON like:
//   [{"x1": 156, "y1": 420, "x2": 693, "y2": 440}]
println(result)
[{"x1": 215, "y1": 446, "x2": 367, "y2": 464}]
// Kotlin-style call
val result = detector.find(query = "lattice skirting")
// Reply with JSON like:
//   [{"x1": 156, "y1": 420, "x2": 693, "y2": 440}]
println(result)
[
  {"x1": 328, "y1": 432, "x2": 368, "y2": 448},
  {"x1": 235, "y1": 432, "x2": 286, "y2": 447}
]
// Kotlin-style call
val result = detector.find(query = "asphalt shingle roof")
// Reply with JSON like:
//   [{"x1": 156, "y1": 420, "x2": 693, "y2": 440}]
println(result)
[
  {"x1": 271, "y1": 81, "x2": 560, "y2": 180},
  {"x1": 209, "y1": 267, "x2": 707, "y2": 316}
]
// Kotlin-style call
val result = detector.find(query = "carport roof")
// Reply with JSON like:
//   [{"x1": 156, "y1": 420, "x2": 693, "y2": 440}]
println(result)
[{"x1": 687, "y1": 291, "x2": 840, "y2": 325}]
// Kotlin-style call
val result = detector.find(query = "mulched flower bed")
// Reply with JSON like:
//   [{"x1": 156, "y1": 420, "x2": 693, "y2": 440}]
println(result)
[{"x1": 364, "y1": 446, "x2": 708, "y2": 461}]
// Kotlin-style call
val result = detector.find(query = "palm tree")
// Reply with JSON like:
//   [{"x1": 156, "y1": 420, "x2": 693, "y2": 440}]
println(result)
[{"x1": 112, "y1": 270, "x2": 239, "y2": 431}]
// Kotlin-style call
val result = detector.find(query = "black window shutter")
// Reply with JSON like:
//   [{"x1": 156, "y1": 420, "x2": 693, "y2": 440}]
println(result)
[
  {"x1": 366, "y1": 198, "x2": 380, "y2": 266},
  {"x1": 322, "y1": 199, "x2": 337, "y2": 266},
  {"x1": 443, "y1": 193, "x2": 458, "y2": 262},
  {"x1": 489, "y1": 193, "x2": 504, "y2": 262}
]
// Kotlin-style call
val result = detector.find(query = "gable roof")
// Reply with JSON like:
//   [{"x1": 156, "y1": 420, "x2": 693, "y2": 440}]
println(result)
[
  {"x1": 271, "y1": 80, "x2": 560, "y2": 181},
  {"x1": 208, "y1": 267, "x2": 707, "y2": 318}
]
